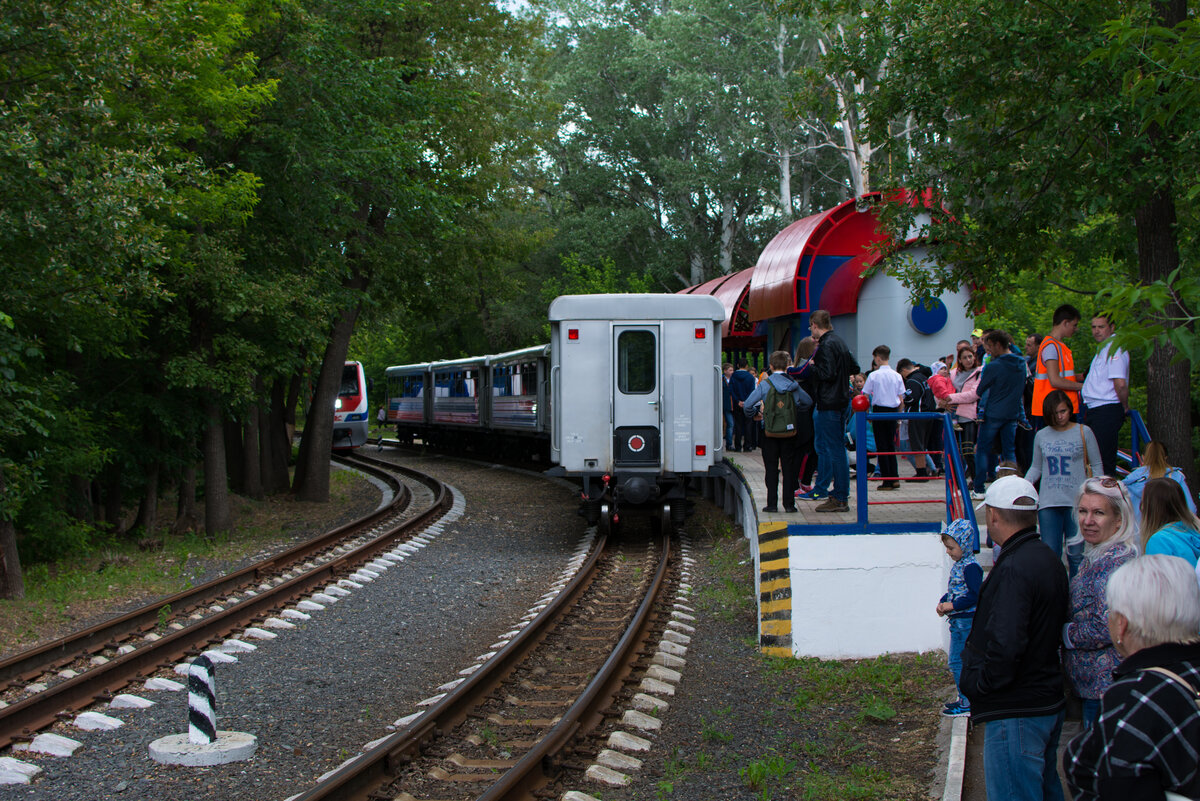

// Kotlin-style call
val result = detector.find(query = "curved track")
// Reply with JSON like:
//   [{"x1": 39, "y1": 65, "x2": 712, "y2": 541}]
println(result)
[
  {"x1": 0, "y1": 455, "x2": 449, "y2": 750},
  {"x1": 290, "y1": 520, "x2": 675, "y2": 801}
]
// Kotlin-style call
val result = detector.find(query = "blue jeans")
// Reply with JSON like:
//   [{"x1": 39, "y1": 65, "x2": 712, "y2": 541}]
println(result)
[
  {"x1": 1081, "y1": 698, "x2": 1100, "y2": 730},
  {"x1": 974, "y1": 417, "x2": 1018, "y2": 493},
  {"x1": 814, "y1": 408, "x2": 849, "y2": 502},
  {"x1": 983, "y1": 710, "x2": 1066, "y2": 801},
  {"x1": 723, "y1": 410, "x2": 735, "y2": 449},
  {"x1": 948, "y1": 616, "x2": 972, "y2": 706},
  {"x1": 1038, "y1": 507, "x2": 1076, "y2": 556},
  {"x1": 1067, "y1": 540, "x2": 1083, "y2": 579}
]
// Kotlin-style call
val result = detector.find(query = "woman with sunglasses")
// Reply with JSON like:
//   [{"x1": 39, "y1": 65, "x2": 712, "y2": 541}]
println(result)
[
  {"x1": 1061, "y1": 476, "x2": 1140, "y2": 729},
  {"x1": 1025, "y1": 389, "x2": 1103, "y2": 577},
  {"x1": 1140, "y1": 477, "x2": 1200, "y2": 567}
]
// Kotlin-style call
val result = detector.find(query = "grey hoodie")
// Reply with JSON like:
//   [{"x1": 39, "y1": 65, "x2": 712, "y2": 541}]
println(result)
[{"x1": 743, "y1": 371, "x2": 813, "y2": 417}]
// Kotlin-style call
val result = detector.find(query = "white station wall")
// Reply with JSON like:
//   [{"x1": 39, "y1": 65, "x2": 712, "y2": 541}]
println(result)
[
  {"x1": 851, "y1": 246, "x2": 975, "y2": 369},
  {"x1": 789, "y1": 533, "x2": 949, "y2": 659}
]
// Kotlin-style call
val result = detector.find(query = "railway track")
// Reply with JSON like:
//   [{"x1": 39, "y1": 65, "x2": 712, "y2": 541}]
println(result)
[
  {"x1": 289, "y1": 518, "x2": 679, "y2": 801},
  {"x1": 0, "y1": 454, "x2": 451, "y2": 751}
]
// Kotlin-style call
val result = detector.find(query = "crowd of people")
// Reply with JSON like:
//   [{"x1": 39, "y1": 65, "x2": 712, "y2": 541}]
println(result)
[{"x1": 726, "y1": 303, "x2": 1200, "y2": 799}]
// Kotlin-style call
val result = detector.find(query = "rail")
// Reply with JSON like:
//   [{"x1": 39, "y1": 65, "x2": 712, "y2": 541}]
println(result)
[{"x1": 0, "y1": 456, "x2": 449, "y2": 750}]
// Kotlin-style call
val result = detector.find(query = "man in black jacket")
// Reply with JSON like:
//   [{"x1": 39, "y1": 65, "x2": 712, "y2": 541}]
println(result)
[
  {"x1": 807, "y1": 310, "x2": 854, "y2": 512},
  {"x1": 961, "y1": 475, "x2": 1069, "y2": 801}
]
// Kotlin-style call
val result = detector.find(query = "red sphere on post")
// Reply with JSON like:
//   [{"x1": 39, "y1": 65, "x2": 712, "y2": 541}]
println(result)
[{"x1": 851, "y1": 394, "x2": 870, "y2": 413}]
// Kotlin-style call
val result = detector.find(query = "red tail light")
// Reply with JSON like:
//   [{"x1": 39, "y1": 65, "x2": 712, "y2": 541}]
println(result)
[
  {"x1": 568, "y1": 328, "x2": 579, "y2": 341},
  {"x1": 695, "y1": 445, "x2": 707, "y2": 456},
  {"x1": 695, "y1": 327, "x2": 706, "y2": 339}
]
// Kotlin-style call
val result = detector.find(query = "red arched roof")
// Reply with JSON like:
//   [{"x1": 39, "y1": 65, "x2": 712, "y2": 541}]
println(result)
[
  {"x1": 681, "y1": 266, "x2": 757, "y2": 338},
  {"x1": 748, "y1": 194, "x2": 892, "y2": 320}
]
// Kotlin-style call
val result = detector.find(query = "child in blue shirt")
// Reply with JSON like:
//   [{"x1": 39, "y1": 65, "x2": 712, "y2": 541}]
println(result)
[{"x1": 935, "y1": 518, "x2": 983, "y2": 716}]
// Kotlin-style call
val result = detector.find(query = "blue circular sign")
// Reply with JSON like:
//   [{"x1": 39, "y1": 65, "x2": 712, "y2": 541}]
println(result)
[{"x1": 909, "y1": 297, "x2": 948, "y2": 335}]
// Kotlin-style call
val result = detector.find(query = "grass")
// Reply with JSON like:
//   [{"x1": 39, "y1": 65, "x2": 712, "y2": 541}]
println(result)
[
  {"x1": 0, "y1": 468, "x2": 366, "y2": 658},
  {"x1": 640, "y1": 508, "x2": 946, "y2": 801},
  {"x1": 692, "y1": 520, "x2": 753, "y2": 622}
]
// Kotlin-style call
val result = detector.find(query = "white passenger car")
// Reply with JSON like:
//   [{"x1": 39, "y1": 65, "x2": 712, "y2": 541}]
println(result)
[{"x1": 549, "y1": 294, "x2": 726, "y2": 530}]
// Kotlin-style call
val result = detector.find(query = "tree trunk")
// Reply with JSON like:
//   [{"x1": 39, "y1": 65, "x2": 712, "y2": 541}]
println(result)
[
  {"x1": 132, "y1": 426, "x2": 160, "y2": 538},
  {"x1": 263, "y1": 377, "x2": 292, "y2": 494},
  {"x1": 1134, "y1": 187, "x2": 1196, "y2": 492},
  {"x1": 66, "y1": 475, "x2": 94, "y2": 523},
  {"x1": 103, "y1": 466, "x2": 124, "y2": 536},
  {"x1": 0, "y1": 472, "x2": 25, "y2": 600},
  {"x1": 133, "y1": 462, "x2": 159, "y2": 538},
  {"x1": 294, "y1": 305, "x2": 360, "y2": 501},
  {"x1": 202, "y1": 396, "x2": 233, "y2": 536},
  {"x1": 223, "y1": 419, "x2": 245, "y2": 493},
  {"x1": 242, "y1": 382, "x2": 263, "y2": 501},
  {"x1": 173, "y1": 459, "x2": 198, "y2": 534}
]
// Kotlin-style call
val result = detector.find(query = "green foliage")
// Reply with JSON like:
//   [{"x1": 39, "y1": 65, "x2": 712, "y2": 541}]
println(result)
[
  {"x1": 824, "y1": 0, "x2": 1199, "y2": 477},
  {"x1": 1, "y1": 0, "x2": 552, "y2": 568}
]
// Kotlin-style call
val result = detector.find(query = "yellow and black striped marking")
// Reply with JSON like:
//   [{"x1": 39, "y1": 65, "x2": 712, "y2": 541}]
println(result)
[{"x1": 758, "y1": 522, "x2": 791, "y2": 657}]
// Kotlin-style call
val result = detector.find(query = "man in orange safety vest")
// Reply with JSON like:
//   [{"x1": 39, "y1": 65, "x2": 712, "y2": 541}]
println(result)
[{"x1": 1031, "y1": 304, "x2": 1082, "y2": 429}]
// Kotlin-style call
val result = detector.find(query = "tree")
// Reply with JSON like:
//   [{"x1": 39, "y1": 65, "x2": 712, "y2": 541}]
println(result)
[
  {"x1": 234, "y1": 0, "x2": 549, "y2": 501},
  {"x1": 853, "y1": 0, "x2": 1198, "y2": 485},
  {"x1": 537, "y1": 0, "x2": 852, "y2": 290}
]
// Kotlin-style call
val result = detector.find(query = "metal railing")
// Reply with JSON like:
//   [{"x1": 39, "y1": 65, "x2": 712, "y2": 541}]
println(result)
[{"x1": 841, "y1": 410, "x2": 979, "y2": 549}]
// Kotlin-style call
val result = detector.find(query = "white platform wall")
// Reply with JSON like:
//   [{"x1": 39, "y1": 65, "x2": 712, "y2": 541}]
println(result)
[
  {"x1": 789, "y1": 533, "x2": 950, "y2": 659},
  {"x1": 852, "y1": 247, "x2": 975, "y2": 369}
]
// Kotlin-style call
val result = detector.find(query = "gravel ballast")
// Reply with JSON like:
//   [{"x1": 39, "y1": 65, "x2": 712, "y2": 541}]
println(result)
[
  {"x1": 3, "y1": 452, "x2": 948, "y2": 800},
  {"x1": 4, "y1": 455, "x2": 588, "y2": 801}
]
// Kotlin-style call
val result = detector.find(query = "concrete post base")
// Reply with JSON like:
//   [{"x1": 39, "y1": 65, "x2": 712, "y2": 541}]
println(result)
[{"x1": 148, "y1": 731, "x2": 257, "y2": 766}]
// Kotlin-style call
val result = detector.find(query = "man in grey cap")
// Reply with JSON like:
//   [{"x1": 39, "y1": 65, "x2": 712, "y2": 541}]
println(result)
[{"x1": 960, "y1": 475, "x2": 1070, "y2": 801}]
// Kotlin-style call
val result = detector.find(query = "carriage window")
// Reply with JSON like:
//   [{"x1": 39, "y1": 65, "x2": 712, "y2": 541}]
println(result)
[{"x1": 618, "y1": 331, "x2": 655, "y2": 394}]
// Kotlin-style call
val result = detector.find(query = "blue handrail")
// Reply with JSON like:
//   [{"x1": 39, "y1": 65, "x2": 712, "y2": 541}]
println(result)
[{"x1": 845, "y1": 409, "x2": 977, "y2": 547}]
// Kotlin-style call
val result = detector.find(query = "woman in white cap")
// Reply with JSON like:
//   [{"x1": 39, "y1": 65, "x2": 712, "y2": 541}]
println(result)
[{"x1": 1063, "y1": 554, "x2": 1200, "y2": 800}]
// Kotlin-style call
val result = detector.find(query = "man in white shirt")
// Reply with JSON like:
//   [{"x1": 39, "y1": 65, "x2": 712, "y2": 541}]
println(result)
[
  {"x1": 1080, "y1": 314, "x2": 1129, "y2": 477},
  {"x1": 862, "y1": 344, "x2": 906, "y2": 490}
]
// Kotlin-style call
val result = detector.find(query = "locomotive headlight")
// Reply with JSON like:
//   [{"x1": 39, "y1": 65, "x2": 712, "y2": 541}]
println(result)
[{"x1": 335, "y1": 398, "x2": 343, "y2": 410}]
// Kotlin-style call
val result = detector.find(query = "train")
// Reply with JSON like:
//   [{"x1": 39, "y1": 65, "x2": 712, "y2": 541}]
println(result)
[
  {"x1": 385, "y1": 294, "x2": 727, "y2": 529},
  {"x1": 331, "y1": 360, "x2": 370, "y2": 450}
]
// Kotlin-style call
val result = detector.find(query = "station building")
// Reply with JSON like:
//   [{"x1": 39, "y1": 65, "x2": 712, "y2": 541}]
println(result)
[
  {"x1": 681, "y1": 193, "x2": 974, "y2": 369},
  {"x1": 686, "y1": 193, "x2": 977, "y2": 660}
]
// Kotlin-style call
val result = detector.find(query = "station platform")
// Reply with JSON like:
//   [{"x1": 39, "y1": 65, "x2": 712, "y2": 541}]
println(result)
[
  {"x1": 715, "y1": 444, "x2": 994, "y2": 663},
  {"x1": 724, "y1": 445, "x2": 960, "y2": 529}
]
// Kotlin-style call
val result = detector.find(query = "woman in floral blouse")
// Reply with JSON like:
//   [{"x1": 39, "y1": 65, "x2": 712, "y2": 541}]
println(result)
[{"x1": 1062, "y1": 477, "x2": 1139, "y2": 728}]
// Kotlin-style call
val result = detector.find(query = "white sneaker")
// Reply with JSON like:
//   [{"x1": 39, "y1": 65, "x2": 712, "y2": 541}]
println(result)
[{"x1": 970, "y1": 491, "x2": 986, "y2": 501}]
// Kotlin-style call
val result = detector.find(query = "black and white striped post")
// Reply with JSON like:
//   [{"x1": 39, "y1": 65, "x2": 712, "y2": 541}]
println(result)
[
  {"x1": 149, "y1": 653, "x2": 257, "y2": 766},
  {"x1": 187, "y1": 655, "x2": 217, "y2": 745}
]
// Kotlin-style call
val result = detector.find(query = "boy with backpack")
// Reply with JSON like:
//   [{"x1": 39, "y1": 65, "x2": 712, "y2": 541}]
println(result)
[
  {"x1": 898, "y1": 358, "x2": 939, "y2": 478},
  {"x1": 744, "y1": 350, "x2": 814, "y2": 513}
]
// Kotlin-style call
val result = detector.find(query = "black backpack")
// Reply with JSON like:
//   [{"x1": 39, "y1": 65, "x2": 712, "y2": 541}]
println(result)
[{"x1": 909, "y1": 374, "x2": 936, "y2": 413}]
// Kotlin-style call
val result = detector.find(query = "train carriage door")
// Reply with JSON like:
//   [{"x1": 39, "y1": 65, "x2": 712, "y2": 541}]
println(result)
[{"x1": 613, "y1": 325, "x2": 660, "y2": 466}]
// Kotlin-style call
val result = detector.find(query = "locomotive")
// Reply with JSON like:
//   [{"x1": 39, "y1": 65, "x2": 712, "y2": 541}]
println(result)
[
  {"x1": 384, "y1": 294, "x2": 726, "y2": 529},
  {"x1": 331, "y1": 360, "x2": 370, "y2": 450}
]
